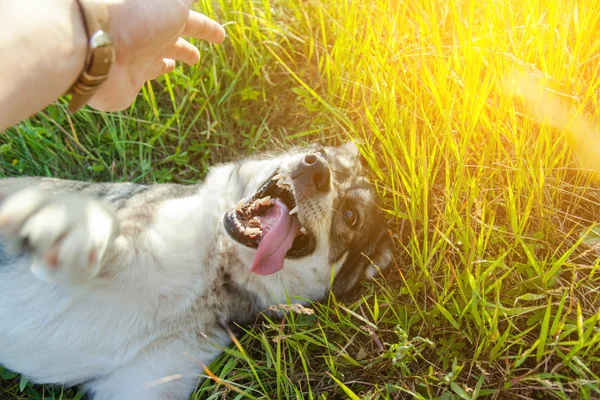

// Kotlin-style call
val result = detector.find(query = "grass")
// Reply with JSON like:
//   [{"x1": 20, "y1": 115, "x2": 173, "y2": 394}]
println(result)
[{"x1": 1, "y1": 0, "x2": 600, "y2": 398}]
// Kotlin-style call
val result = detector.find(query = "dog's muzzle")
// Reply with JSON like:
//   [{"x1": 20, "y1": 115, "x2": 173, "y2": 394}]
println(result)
[{"x1": 293, "y1": 152, "x2": 331, "y2": 193}]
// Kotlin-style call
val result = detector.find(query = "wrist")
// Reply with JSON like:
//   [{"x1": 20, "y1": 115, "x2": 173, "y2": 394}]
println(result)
[
  {"x1": 66, "y1": 0, "x2": 116, "y2": 112},
  {"x1": 59, "y1": 0, "x2": 89, "y2": 95}
]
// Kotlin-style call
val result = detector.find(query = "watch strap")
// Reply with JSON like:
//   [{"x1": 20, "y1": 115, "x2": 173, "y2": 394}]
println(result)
[{"x1": 67, "y1": 0, "x2": 115, "y2": 113}]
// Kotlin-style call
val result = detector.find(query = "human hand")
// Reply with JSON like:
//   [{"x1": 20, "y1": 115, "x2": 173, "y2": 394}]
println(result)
[{"x1": 88, "y1": 0, "x2": 225, "y2": 111}]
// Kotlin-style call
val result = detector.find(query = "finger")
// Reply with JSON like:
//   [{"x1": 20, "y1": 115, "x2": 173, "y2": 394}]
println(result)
[
  {"x1": 182, "y1": 11, "x2": 226, "y2": 44},
  {"x1": 164, "y1": 38, "x2": 200, "y2": 65},
  {"x1": 150, "y1": 58, "x2": 176, "y2": 81}
]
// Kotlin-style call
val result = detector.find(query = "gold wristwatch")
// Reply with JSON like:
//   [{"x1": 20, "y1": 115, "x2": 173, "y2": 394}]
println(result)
[{"x1": 67, "y1": 0, "x2": 115, "y2": 113}]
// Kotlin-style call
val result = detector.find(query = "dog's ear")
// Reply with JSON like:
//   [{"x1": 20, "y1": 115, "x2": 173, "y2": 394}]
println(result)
[
  {"x1": 340, "y1": 140, "x2": 360, "y2": 157},
  {"x1": 339, "y1": 140, "x2": 375, "y2": 170},
  {"x1": 332, "y1": 229, "x2": 394, "y2": 296},
  {"x1": 363, "y1": 233, "x2": 394, "y2": 280}
]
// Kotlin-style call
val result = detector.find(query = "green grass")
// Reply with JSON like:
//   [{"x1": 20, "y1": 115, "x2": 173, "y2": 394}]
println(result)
[{"x1": 2, "y1": 0, "x2": 600, "y2": 398}]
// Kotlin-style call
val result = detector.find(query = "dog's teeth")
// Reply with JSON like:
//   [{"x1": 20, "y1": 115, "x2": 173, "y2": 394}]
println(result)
[
  {"x1": 244, "y1": 227, "x2": 262, "y2": 236},
  {"x1": 289, "y1": 205, "x2": 299, "y2": 215},
  {"x1": 276, "y1": 175, "x2": 292, "y2": 187},
  {"x1": 235, "y1": 198, "x2": 246, "y2": 211},
  {"x1": 300, "y1": 227, "x2": 307, "y2": 234},
  {"x1": 276, "y1": 175, "x2": 288, "y2": 186},
  {"x1": 260, "y1": 196, "x2": 271, "y2": 205},
  {"x1": 272, "y1": 173, "x2": 283, "y2": 181},
  {"x1": 238, "y1": 226, "x2": 245, "y2": 233},
  {"x1": 248, "y1": 218, "x2": 261, "y2": 229}
]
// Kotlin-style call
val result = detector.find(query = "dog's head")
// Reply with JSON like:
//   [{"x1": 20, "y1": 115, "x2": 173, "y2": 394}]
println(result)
[{"x1": 223, "y1": 142, "x2": 393, "y2": 297}]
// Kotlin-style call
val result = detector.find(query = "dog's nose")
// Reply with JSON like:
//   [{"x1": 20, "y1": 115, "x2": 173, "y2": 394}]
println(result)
[{"x1": 296, "y1": 153, "x2": 331, "y2": 192}]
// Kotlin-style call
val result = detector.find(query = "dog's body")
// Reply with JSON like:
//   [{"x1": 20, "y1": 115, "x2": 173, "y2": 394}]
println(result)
[{"x1": 0, "y1": 143, "x2": 392, "y2": 400}]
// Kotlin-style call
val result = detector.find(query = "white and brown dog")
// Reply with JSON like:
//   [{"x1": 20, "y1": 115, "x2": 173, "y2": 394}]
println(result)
[{"x1": 0, "y1": 142, "x2": 393, "y2": 400}]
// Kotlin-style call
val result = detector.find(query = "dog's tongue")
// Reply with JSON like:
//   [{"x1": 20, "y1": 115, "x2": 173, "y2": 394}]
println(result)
[{"x1": 250, "y1": 199, "x2": 300, "y2": 275}]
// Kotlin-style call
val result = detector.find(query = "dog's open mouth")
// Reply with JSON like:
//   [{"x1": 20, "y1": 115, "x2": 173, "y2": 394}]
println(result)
[{"x1": 224, "y1": 173, "x2": 314, "y2": 275}]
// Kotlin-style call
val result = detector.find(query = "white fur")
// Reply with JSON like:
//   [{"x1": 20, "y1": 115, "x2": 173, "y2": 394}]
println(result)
[{"x1": 0, "y1": 151, "x2": 359, "y2": 400}]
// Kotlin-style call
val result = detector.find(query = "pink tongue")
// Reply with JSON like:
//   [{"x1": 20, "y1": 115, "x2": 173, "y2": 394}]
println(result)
[{"x1": 250, "y1": 199, "x2": 300, "y2": 276}]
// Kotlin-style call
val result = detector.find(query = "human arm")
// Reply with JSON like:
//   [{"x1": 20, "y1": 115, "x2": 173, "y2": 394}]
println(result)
[{"x1": 0, "y1": 0, "x2": 225, "y2": 131}]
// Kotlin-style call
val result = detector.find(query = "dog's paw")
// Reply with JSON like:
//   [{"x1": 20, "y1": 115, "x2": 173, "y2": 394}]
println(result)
[{"x1": 0, "y1": 188, "x2": 119, "y2": 286}]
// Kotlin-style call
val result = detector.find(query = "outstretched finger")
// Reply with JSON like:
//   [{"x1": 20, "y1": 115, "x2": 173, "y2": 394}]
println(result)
[
  {"x1": 149, "y1": 58, "x2": 176, "y2": 81},
  {"x1": 182, "y1": 11, "x2": 226, "y2": 44},
  {"x1": 164, "y1": 38, "x2": 200, "y2": 65}
]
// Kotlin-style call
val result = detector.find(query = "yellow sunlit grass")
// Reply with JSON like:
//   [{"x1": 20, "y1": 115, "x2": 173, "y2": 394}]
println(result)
[{"x1": 203, "y1": 0, "x2": 600, "y2": 396}]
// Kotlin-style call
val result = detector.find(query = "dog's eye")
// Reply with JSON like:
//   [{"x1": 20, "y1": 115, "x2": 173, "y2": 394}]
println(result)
[{"x1": 344, "y1": 209, "x2": 358, "y2": 227}]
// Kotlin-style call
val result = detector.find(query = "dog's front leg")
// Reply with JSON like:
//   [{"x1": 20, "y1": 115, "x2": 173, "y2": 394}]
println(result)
[{"x1": 0, "y1": 187, "x2": 120, "y2": 287}]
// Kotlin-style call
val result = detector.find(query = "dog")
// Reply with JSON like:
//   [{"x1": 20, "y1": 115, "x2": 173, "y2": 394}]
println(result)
[{"x1": 0, "y1": 142, "x2": 393, "y2": 400}]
